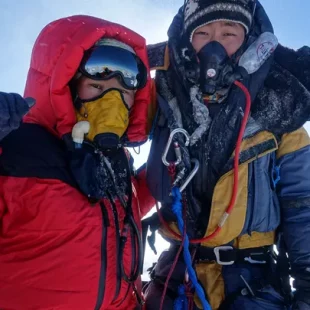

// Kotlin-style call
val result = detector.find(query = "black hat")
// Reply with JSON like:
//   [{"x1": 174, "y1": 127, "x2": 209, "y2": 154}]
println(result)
[{"x1": 183, "y1": 0, "x2": 256, "y2": 41}]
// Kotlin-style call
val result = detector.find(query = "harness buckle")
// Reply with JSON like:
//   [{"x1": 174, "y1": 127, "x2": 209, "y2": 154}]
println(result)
[
  {"x1": 244, "y1": 255, "x2": 266, "y2": 264},
  {"x1": 214, "y1": 246, "x2": 235, "y2": 265}
]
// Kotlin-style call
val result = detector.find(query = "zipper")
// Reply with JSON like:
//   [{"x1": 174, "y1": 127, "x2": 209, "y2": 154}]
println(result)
[
  {"x1": 108, "y1": 199, "x2": 122, "y2": 302},
  {"x1": 94, "y1": 202, "x2": 109, "y2": 310},
  {"x1": 246, "y1": 163, "x2": 254, "y2": 234},
  {"x1": 130, "y1": 223, "x2": 137, "y2": 277}
]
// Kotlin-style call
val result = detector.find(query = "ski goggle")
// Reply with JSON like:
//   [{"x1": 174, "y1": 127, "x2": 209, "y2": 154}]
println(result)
[{"x1": 79, "y1": 45, "x2": 147, "y2": 90}]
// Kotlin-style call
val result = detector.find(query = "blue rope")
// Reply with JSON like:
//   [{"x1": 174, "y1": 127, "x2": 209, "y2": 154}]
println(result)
[
  {"x1": 174, "y1": 285, "x2": 188, "y2": 310},
  {"x1": 171, "y1": 187, "x2": 211, "y2": 310},
  {"x1": 272, "y1": 165, "x2": 281, "y2": 188}
]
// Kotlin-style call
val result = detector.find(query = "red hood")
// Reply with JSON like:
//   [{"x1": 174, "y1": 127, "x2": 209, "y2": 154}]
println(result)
[{"x1": 24, "y1": 15, "x2": 151, "y2": 145}]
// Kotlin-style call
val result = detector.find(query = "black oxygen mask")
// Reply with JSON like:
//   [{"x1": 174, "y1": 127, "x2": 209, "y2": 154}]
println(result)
[
  {"x1": 197, "y1": 41, "x2": 235, "y2": 95},
  {"x1": 196, "y1": 32, "x2": 279, "y2": 95}
]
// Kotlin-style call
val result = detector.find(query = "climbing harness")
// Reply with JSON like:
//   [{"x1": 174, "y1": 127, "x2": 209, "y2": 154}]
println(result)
[
  {"x1": 157, "y1": 80, "x2": 252, "y2": 309},
  {"x1": 160, "y1": 128, "x2": 211, "y2": 309},
  {"x1": 157, "y1": 80, "x2": 252, "y2": 243}
]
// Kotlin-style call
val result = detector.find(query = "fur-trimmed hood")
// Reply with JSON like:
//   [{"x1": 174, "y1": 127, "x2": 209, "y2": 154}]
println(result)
[
  {"x1": 23, "y1": 15, "x2": 151, "y2": 146},
  {"x1": 147, "y1": 4, "x2": 310, "y2": 140}
]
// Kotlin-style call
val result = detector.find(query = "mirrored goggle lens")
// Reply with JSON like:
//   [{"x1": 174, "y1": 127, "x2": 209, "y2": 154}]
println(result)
[{"x1": 80, "y1": 45, "x2": 147, "y2": 90}]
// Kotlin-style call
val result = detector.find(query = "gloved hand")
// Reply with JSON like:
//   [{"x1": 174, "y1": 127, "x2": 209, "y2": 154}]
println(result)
[
  {"x1": 292, "y1": 287, "x2": 310, "y2": 310},
  {"x1": 293, "y1": 300, "x2": 310, "y2": 310},
  {"x1": 0, "y1": 92, "x2": 35, "y2": 141}
]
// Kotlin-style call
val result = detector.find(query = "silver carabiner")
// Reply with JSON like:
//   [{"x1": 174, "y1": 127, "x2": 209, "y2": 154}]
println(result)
[
  {"x1": 179, "y1": 159, "x2": 199, "y2": 193},
  {"x1": 162, "y1": 128, "x2": 190, "y2": 167}
]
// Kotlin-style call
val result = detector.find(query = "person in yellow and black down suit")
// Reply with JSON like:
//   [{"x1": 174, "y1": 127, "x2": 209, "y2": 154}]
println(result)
[{"x1": 143, "y1": 0, "x2": 310, "y2": 309}]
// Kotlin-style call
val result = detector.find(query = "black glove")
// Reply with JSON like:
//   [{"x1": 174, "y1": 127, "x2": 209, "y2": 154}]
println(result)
[
  {"x1": 0, "y1": 92, "x2": 35, "y2": 141},
  {"x1": 274, "y1": 44, "x2": 310, "y2": 94},
  {"x1": 293, "y1": 300, "x2": 310, "y2": 310},
  {"x1": 292, "y1": 277, "x2": 310, "y2": 310}
]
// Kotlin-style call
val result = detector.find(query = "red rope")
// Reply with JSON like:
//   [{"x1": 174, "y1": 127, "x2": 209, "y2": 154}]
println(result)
[
  {"x1": 168, "y1": 162, "x2": 176, "y2": 180},
  {"x1": 185, "y1": 285, "x2": 194, "y2": 310},
  {"x1": 159, "y1": 195, "x2": 189, "y2": 310},
  {"x1": 159, "y1": 237, "x2": 184, "y2": 310},
  {"x1": 159, "y1": 220, "x2": 186, "y2": 310}
]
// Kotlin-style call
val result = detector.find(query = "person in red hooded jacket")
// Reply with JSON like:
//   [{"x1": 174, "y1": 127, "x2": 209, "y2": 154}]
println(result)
[{"x1": 0, "y1": 15, "x2": 154, "y2": 309}]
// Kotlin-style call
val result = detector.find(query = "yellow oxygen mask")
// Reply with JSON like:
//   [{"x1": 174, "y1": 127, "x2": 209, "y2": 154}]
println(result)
[{"x1": 74, "y1": 89, "x2": 129, "y2": 148}]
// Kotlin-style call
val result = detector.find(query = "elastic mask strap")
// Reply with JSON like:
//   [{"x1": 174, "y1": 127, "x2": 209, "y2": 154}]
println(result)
[
  {"x1": 231, "y1": 22, "x2": 257, "y2": 64},
  {"x1": 231, "y1": 0, "x2": 260, "y2": 63},
  {"x1": 73, "y1": 94, "x2": 82, "y2": 109},
  {"x1": 78, "y1": 88, "x2": 127, "y2": 106},
  {"x1": 231, "y1": 40, "x2": 247, "y2": 64},
  {"x1": 74, "y1": 88, "x2": 129, "y2": 117}
]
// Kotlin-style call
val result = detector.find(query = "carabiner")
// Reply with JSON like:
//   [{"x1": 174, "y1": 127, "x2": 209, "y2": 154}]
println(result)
[
  {"x1": 162, "y1": 128, "x2": 190, "y2": 167},
  {"x1": 179, "y1": 159, "x2": 199, "y2": 193}
]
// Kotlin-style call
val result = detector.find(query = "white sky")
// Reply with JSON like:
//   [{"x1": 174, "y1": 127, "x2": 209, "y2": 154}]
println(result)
[{"x1": 1, "y1": 0, "x2": 310, "y2": 279}]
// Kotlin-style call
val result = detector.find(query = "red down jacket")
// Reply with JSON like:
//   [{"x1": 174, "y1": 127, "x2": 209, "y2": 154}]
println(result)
[{"x1": 0, "y1": 15, "x2": 154, "y2": 309}]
